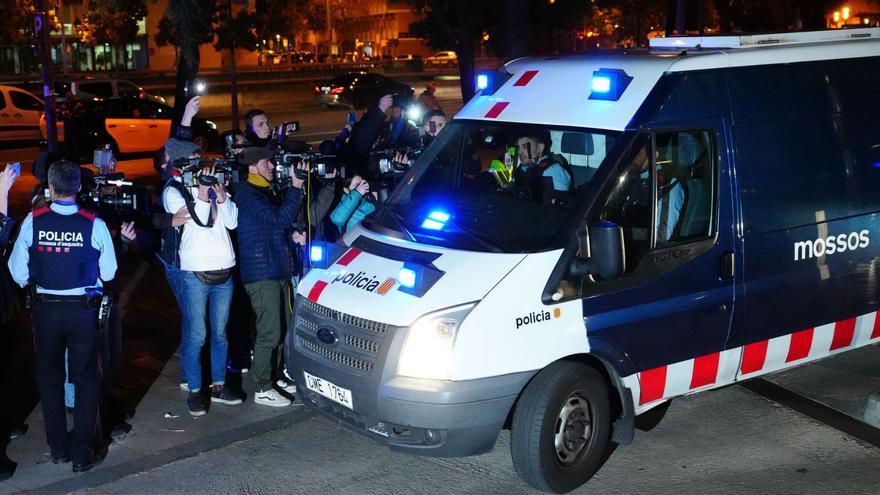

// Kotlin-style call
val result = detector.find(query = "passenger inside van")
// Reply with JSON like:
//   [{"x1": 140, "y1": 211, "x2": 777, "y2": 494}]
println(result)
[{"x1": 512, "y1": 129, "x2": 574, "y2": 206}]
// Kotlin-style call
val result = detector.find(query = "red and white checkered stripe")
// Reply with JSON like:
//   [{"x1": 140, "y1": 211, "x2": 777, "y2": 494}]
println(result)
[{"x1": 623, "y1": 309, "x2": 880, "y2": 413}]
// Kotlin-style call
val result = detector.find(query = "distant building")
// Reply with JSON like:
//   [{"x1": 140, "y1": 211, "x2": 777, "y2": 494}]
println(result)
[
  {"x1": 300, "y1": 0, "x2": 431, "y2": 59},
  {"x1": 0, "y1": 0, "x2": 430, "y2": 76}
]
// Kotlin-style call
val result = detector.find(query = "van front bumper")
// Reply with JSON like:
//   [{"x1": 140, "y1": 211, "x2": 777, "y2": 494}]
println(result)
[
  {"x1": 287, "y1": 296, "x2": 535, "y2": 457},
  {"x1": 292, "y1": 352, "x2": 534, "y2": 457}
]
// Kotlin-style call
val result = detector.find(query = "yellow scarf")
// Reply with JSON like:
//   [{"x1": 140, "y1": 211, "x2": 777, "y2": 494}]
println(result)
[{"x1": 247, "y1": 173, "x2": 270, "y2": 188}]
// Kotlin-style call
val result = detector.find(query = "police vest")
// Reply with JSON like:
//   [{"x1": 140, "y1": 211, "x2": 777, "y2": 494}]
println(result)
[{"x1": 28, "y1": 207, "x2": 100, "y2": 290}]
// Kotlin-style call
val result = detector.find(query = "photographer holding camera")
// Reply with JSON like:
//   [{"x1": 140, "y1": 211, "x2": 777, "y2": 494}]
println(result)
[
  {"x1": 330, "y1": 175, "x2": 377, "y2": 234},
  {"x1": 232, "y1": 147, "x2": 308, "y2": 407},
  {"x1": 244, "y1": 109, "x2": 273, "y2": 149},
  {"x1": 162, "y1": 146, "x2": 241, "y2": 416}
]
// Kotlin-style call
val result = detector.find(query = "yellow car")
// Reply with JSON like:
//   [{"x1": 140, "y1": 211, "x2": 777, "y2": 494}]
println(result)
[{"x1": 42, "y1": 96, "x2": 218, "y2": 160}]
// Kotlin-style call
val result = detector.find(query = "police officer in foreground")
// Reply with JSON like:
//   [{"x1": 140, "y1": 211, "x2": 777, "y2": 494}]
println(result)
[{"x1": 7, "y1": 160, "x2": 118, "y2": 472}]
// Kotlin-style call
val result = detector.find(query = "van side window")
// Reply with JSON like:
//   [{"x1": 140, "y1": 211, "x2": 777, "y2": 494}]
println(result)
[
  {"x1": 654, "y1": 130, "x2": 714, "y2": 245},
  {"x1": 596, "y1": 136, "x2": 653, "y2": 271},
  {"x1": 596, "y1": 130, "x2": 715, "y2": 273}
]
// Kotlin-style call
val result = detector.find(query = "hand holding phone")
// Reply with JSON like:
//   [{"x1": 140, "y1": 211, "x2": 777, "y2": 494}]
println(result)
[{"x1": 347, "y1": 111, "x2": 357, "y2": 127}]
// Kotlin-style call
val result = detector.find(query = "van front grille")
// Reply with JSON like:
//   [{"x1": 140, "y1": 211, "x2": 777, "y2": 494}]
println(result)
[{"x1": 294, "y1": 298, "x2": 389, "y2": 377}]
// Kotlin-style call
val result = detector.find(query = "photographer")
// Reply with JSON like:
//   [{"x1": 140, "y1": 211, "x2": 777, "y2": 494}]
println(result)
[
  {"x1": 244, "y1": 109, "x2": 273, "y2": 149},
  {"x1": 232, "y1": 147, "x2": 306, "y2": 407},
  {"x1": 162, "y1": 148, "x2": 241, "y2": 416},
  {"x1": 173, "y1": 96, "x2": 203, "y2": 143},
  {"x1": 343, "y1": 94, "x2": 394, "y2": 179},
  {"x1": 329, "y1": 175, "x2": 376, "y2": 234}
]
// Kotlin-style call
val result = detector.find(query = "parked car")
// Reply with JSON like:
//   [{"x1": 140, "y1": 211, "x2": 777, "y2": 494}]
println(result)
[
  {"x1": 56, "y1": 78, "x2": 167, "y2": 105},
  {"x1": 424, "y1": 50, "x2": 458, "y2": 68},
  {"x1": 314, "y1": 72, "x2": 413, "y2": 109},
  {"x1": 394, "y1": 54, "x2": 422, "y2": 61},
  {"x1": 0, "y1": 85, "x2": 43, "y2": 143},
  {"x1": 41, "y1": 96, "x2": 218, "y2": 161}
]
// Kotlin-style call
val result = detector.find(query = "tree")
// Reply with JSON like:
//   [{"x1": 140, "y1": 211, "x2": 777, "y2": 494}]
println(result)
[
  {"x1": 154, "y1": 0, "x2": 216, "y2": 124},
  {"x1": 0, "y1": 1, "x2": 36, "y2": 44},
  {"x1": 77, "y1": 1, "x2": 147, "y2": 69},
  {"x1": 408, "y1": 0, "x2": 498, "y2": 102}
]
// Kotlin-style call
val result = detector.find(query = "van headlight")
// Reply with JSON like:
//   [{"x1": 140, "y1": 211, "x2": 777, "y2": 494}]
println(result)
[{"x1": 397, "y1": 302, "x2": 477, "y2": 380}]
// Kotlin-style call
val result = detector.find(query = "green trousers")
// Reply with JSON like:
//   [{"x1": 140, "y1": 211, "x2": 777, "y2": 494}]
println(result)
[{"x1": 245, "y1": 279, "x2": 292, "y2": 392}]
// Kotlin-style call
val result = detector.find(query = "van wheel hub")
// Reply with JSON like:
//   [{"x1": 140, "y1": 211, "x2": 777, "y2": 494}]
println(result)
[{"x1": 554, "y1": 393, "x2": 592, "y2": 466}]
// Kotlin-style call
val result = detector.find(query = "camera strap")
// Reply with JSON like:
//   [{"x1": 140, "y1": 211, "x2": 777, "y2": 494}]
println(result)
[{"x1": 167, "y1": 180, "x2": 214, "y2": 228}]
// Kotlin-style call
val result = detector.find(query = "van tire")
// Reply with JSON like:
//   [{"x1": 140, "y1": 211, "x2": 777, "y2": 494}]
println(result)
[{"x1": 510, "y1": 361, "x2": 612, "y2": 494}]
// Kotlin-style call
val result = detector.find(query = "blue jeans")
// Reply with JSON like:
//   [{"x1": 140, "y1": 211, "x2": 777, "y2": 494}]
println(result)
[
  {"x1": 159, "y1": 257, "x2": 184, "y2": 310},
  {"x1": 180, "y1": 271, "x2": 233, "y2": 392}
]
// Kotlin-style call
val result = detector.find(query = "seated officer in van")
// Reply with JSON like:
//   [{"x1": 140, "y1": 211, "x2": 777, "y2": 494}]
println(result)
[
  {"x1": 512, "y1": 130, "x2": 573, "y2": 206},
  {"x1": 655, "y1": 160, "x2": 685, "y2": 243}
]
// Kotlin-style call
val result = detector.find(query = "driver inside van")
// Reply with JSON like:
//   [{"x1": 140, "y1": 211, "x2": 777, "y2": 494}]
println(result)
[{"x1": 512, "y1": 130, "x2": 573, "y2": 206}]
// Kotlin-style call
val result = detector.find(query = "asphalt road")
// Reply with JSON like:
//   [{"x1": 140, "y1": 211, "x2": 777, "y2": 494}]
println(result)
[{"x1": 77, "y1": 384, "x2": 880, "y2": 495}]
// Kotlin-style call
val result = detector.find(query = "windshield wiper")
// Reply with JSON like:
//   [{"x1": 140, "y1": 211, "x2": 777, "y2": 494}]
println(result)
[
  {"x1": 452, "y1": 222, "x2": 503, "y2": 253},
  {"x1": 376, "y1": 203, "x2": 415, "y2": 241}
]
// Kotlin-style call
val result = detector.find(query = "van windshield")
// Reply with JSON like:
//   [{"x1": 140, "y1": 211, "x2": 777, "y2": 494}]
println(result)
[{"x1": 372, "y1": 120, "x2": 621, "y2": 252}]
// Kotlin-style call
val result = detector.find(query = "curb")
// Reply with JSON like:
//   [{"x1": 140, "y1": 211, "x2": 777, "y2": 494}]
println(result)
[{"x1": 17, "y1": 407, "x2": 315, "y2": 494}]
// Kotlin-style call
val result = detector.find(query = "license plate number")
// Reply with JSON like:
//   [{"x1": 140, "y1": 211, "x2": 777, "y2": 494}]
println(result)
[{"x1": 303, "y1": 371, "x2": 353, "y2": 410}]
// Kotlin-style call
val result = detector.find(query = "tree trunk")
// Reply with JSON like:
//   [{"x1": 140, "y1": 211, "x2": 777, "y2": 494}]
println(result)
[{"x1": 454, "y1": 1, "x2": 476, "y2": 102}]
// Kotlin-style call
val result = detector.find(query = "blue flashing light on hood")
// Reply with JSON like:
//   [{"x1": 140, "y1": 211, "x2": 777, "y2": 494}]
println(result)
[
  {"x1": 476, "y1": 73, "x2": 490, "y2": 91},
  {"x1": 310, "y1": 245, "x2": 325, "y2": 263},
  {"x1": 421, "y1": 210, "x2": 451, "y2": 230},
  {"x1": 398, "y1": 267, "x2": 417, "y2": 289},
  {"x1": 589, "y1": 68, "x2": 633, "y2": 101}
]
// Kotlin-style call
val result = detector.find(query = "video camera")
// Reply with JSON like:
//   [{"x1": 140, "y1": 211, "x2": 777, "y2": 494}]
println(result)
[
  {"x1": 77, "y1": 172, "x2": 149, "y2": 222},
  {"x1": 171, "y1": 157, "x2": 242, "y2": 188},
  {"x1": 272, "y1": 149, "x2": 336, "y2": 184},
  {"x1": 370, "y1": 146, "x2": 424, "y2": 175},
  {"x1": 273, "y1": 121, "x2": 300, "y2": 147}
]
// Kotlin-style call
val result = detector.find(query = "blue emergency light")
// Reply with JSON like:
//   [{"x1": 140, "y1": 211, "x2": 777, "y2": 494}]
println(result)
[
  {"x1": 398, "y1": 267, "x2": 417, "y2": 289},
  {"x1": 310, "y1": 245, "x2": 325, "y2": 263},
  {"x1": 589, "y1": 68, "x2": 633, "y2": 101},
  {"x1": 421, "y1": 210, "x2": 451, "y2": 231},
  {"x1": 476, "y1": 73, "x2": 490, "y2": 91}
]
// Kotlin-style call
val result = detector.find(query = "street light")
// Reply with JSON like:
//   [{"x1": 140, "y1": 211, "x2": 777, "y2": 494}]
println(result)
[
  {"x1": 842, "y1": 7, "x2": 850, "y2": 20},
  {"x1": 833, "y1": 11, "x2": 840, "y2": 23}
]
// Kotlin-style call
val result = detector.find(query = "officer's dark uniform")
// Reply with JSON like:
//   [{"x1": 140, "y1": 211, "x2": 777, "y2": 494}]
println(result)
[
  {"x1": 513, "y1": 155, "x2": 574, "y2": 205},
  {"x1": 8, "y1": 201, "x2": 115, "y2": 468}
]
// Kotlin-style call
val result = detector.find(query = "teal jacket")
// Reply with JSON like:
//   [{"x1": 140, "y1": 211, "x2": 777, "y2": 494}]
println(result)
[{"x1": 330, "y1": 191, "x2": 376, "y2": 233}]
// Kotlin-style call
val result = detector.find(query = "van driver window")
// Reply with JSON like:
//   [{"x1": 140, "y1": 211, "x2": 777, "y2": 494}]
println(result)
[{"x1": 596, "y1": 137, "x2": 653, "y2": 271}]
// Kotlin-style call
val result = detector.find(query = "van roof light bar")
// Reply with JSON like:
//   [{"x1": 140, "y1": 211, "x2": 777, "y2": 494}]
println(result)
[{"x1": 649, "y1": 27, "x2": 880, "y2": 50}]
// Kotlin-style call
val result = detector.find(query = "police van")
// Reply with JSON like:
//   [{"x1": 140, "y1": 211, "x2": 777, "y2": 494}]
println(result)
[{"x1": 287, "y1": 29, "x2": 880, "y2": 493}]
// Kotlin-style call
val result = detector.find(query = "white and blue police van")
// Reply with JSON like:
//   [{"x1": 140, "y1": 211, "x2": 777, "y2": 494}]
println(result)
[{"x1": 287, "y1": 28, "x2": 880, "y2": 493}]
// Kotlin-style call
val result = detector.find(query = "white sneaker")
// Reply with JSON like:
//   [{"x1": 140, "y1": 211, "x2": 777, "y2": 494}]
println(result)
[
  {"x1": 179, "y1": 382, "x2": 189, "y2": 392},
  {"x1": 276, "y1": 379, "x2": 297, "y2": 395},
  {"x1": 254, "y1": 389, "x2": 292, "y2": 407}
]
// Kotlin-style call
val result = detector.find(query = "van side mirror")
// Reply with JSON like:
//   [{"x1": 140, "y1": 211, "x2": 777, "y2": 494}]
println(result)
[{"x1": 568, "y1": 221, "x2": 625, "y2": 281}]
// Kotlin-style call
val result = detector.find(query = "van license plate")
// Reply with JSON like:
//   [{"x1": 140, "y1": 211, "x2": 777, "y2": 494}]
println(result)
[{"x1": 303, "y1": 371, "x2": 353, "y2": 410}]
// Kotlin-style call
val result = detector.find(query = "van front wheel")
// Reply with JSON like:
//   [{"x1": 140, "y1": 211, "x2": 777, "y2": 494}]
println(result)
[{"x1": 510, "y1": 361, "x2": 612, "y2": 493}]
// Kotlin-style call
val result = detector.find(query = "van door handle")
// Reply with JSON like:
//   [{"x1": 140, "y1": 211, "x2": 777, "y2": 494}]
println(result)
[
  {"x1": 720, "y1": 251, "x2": 734, "y2": 280},
  {"x1": 148, "y1": 124, "x2": 158, "y2": 128},
  {"x1": 108, "y1": 124, "x2": 118, "y2": 128},
  {"x1": 0, "y1": 113, "x2": 7, "y2": 118},
  {"x1": 14, "y1": 113, "x2": 22, "y2": 118}
]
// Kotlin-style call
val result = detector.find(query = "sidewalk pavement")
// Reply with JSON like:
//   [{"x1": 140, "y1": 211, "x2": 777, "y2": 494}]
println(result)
[{"x1": 0, "y1": 349, "x2": 313, "y2": 495}]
